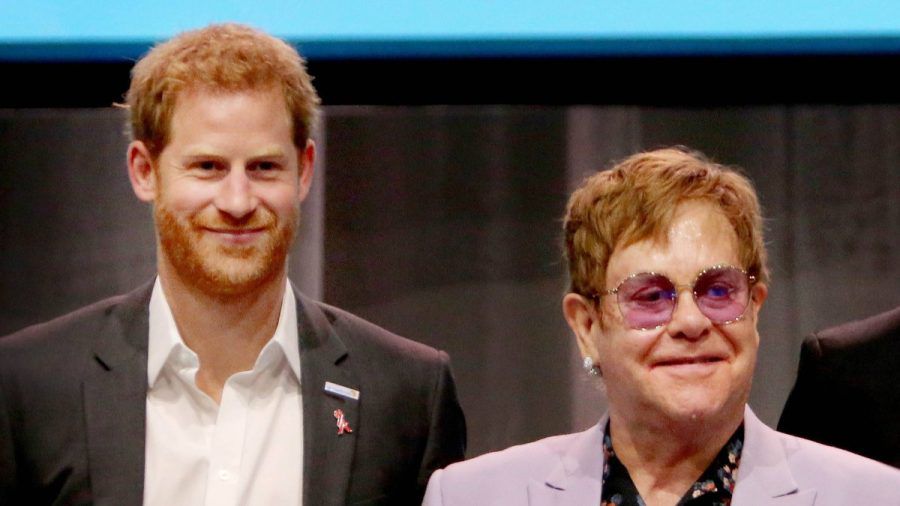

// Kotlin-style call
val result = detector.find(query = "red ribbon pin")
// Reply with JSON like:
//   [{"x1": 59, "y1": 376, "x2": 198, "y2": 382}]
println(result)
[{"x1": 334, "y1": 409, "x2": 352, "y2": 435}]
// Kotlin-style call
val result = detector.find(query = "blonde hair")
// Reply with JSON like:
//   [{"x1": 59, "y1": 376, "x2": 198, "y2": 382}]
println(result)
[
  {"x1": 564, "y1": 147, "x2": 768, "y2": 297},
  {"x1": 125, "y1": 23, "x2": 320, "y2": 158}
]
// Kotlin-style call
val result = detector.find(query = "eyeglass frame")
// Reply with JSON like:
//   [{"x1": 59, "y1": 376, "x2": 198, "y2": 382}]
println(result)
[{"x1": 585, "y1": 264, "x2": 758, "y2": 331}]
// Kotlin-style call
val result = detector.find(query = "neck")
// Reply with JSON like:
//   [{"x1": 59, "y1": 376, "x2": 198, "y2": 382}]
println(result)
[
  {"x1": 158, "y1": 262, "x2": 287, "y2": 403},
  {"x1": 607, "y1": 407, "x2": 743, "y2": 506}
]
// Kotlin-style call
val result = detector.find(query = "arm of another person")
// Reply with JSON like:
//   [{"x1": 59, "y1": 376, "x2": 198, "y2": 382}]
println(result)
[
  {"x1": 777, "y1": 334, "x2": 829, "y2": 440},
  {"x1": 0, "y1": 371, "x2": 17, "y2": 505},
  {"x1": 417, "y1": 351, "x2": 466, "y2": 494}
]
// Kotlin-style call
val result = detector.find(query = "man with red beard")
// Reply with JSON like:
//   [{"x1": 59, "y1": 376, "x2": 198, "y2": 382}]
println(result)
[{"x1": 0, "y1": 24, "x2": 465, "y2": 506}]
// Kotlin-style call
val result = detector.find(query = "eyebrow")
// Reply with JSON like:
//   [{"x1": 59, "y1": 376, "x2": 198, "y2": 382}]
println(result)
[
  {"x1": 249, "y1": 147, "x2": 289, "y2": 159},
  {"x1": 180, "y1": 146, "x2": 289, "y2": 160}
]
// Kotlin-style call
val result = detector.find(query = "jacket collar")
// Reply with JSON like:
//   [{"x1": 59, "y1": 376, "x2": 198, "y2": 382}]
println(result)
[
  {"x1": 734, "y1": 406, "x2": 814, "y2": 505},
  {"x1": 84, "y1": 280, "x2": 154, "y2": 506},
  {"x1": 529, "y1": 408, "x2": 815, "y2": 506},
  {"x1": 527, "y1": 415, "x2": 606, "y2": 505},
  {"x1": 294, "y1": 287, "x2": 361, "y2": 506},
  {"x1": 82, "y1": 280, "x2": 364, "y2": 506}
]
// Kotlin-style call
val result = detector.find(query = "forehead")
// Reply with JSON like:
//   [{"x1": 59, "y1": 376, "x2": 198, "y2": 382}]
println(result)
[
  {"x1": 606, "y1": 201, "x2": 740, "y2": 285},
  {"x1": 177, "y1": 85, "x2": 285, "y2": 111},
  {"x1": 167, "y1": 88, "x2": 292, "y2": 144}
]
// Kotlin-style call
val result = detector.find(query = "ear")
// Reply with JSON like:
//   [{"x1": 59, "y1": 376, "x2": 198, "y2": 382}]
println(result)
[
  {"x1": 127, "y1": 141, "x2": 157, "y2": 202},
  {"x1": 563, "y1": 293, "x2": 602, "y2": 363},
  {"x1": 750, "y1": 282, "x2": 768, "y2": 319},
  {"x1": 296, "y1": 139, "x2": 316, "y2": 202}
]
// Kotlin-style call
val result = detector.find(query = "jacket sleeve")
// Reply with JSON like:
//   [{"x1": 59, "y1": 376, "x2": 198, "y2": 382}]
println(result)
[
  {"x1": 0, "y1": 361, "x2": 19, "y2": 505},
  {"x1": 417, "y1": 351, "x2": 466, "y2": 495},
  {"x1": 777, "y1": 334, "x2": 826, "y2": 438}
]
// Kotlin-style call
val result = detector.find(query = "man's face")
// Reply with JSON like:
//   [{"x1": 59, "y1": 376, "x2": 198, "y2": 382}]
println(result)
[
  {"x1": 148, "y1": 88, "x2": 312, "y2": 296},
  {"x1": 592, "y1": 200, "x2": 766, "y2": 429}
]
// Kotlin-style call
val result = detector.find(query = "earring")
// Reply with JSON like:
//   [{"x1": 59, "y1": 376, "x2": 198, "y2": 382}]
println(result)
[{"x1": 582, "y1": 356, "x2": 600, "y2": 376}]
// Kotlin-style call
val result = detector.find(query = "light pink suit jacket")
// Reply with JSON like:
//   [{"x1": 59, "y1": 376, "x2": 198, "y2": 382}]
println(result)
[{"x1": 424, "y1": 407, "x2": 900, "y2": 506}]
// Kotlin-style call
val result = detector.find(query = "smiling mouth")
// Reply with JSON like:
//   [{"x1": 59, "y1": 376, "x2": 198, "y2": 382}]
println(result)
[
  {"x1": 654, "y1": 356, "x2": 725, "y2": 367},
  {"x1": 205, "y1": 227, "x2": 266, "y2": 235},
  {"x1": 203, "y1": 227, "x2": 269, "y2": 246}
]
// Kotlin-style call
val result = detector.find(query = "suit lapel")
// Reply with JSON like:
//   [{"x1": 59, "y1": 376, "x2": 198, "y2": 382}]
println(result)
[
  {"x1": 296, "y1": 290, "x2": 361, "y2": 506},
  {"x1": 733, "y1": 407, "x2": 815, "y2": 506},
  {"x1": 529, "y1": 409, "x2": 817, "y2": 506},
  {"x1": 528, "y1": 418, "x2": 606, "y2": 505},
  {"x1": 527, "y1": 477, "x2": 601, "y2": 506},
  {"x1": 83, "y1": 282, "x2": 153, "y2": 506}
]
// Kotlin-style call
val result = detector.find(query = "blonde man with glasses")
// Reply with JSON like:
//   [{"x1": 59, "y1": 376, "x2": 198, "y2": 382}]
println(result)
[{"x1": 424, "y1": 147, "x2": 900, "y2": 506}]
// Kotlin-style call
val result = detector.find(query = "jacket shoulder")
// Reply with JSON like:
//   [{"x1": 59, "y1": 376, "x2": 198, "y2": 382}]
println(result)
[
  {"x1": 1, "y1": 291, "x2": 137, "y2": 356},
  {"x1": 0, "y1": 282, "x2": 152, "y2": 380},
  {"x1": 426, "y1": 431, "x2": 579, "y2": 504},
  {"x1": 811, "y1": 305, "x2": 900, "y2": 353},
  {"x1": 775, "y1": 430, "x2": 900, "y2": 502},
  {"x1": 312, "y1": 300, "x2": 449, "y2": 365}
]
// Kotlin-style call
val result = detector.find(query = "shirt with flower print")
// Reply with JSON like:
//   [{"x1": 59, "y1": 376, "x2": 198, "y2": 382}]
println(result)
[{"x1": 600, "y1": 422, "x2": 743, "y2": 506}]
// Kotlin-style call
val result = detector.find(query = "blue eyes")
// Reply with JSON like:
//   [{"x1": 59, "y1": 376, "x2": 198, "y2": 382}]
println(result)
[
  {"x1": 627, "y1": 283, "x2": 735, "y2": 305},
  {"x1": 189, "y1": 161, "x2": 282, "y2": 172},
  {"x1": 197, "y1": 161, "x2": 219, "y2": 171},
  {"x1": 631, "y1": 288, "x2": 676, "y2": 306},
  {"x1": 639, "y1": 289, "x2": 672, "y2": 301},
  {"x1": 602, "y1": 266, "x2": 753, "y2": 329},
  {"x1": 704, "y1": 285, "x2": 733, "y2": 299}
]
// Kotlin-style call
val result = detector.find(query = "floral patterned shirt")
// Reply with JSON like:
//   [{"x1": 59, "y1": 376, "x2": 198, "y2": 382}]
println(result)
[{"x1": 600, "y1": 422, "x2": 744, "y2": 506}]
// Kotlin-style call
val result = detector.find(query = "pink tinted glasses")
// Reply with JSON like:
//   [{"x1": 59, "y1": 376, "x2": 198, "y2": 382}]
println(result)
[{"x1": 591, "y1": 265, "x2": 756, "y2": 330}]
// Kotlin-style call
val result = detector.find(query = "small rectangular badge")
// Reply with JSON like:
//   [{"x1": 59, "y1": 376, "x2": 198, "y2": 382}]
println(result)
[{"x1": 324, "y1": 381, "x2": 360, "y2": 401}]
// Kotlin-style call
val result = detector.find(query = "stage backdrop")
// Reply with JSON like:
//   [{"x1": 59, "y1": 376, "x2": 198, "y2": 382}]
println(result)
[{"x1": 1, "y1": 104, "x2": 898, "y2": 456}]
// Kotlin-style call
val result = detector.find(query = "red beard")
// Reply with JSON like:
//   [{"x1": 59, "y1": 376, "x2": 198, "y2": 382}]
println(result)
[{"x1": 154, "y1": 203, "x2": 298, "y2": 298}]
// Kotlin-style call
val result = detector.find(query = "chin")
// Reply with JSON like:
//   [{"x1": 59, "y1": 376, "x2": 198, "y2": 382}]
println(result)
[
  {"x1": 663, "y1": 403, "x2": 719, "y2": 423},
  {"x1": 156, "y1": 203, "x2": 297, "y2": 298},
  {"x1": 183, "y1": 233, "x2": 291, "y2": 294},
  {"x1": 200, "y1": 261, "x2": 281, "y2": 296},
  {"x1": 165, "y1": 248, "x2": 279, "y2": 297},
  {"x1": 658, "y1": 388, "x2": 737, "y2": 426}
]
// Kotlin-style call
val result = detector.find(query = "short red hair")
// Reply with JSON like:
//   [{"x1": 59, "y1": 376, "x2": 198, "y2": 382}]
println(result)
[{"x1": 125, "y1": 23, "x2": 320, "y2": 158}]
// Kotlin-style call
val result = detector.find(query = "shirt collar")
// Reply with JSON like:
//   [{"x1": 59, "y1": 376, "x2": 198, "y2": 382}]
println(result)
[
  {"x1": 270, "y1": 280, "x2": 302, "y2": 382},
  {"x1": 147, "y1": 277, "x2": 301, "y2": 387},
  {"x1": 600, "y1": 420, "x2": 744, "y2": 505}
]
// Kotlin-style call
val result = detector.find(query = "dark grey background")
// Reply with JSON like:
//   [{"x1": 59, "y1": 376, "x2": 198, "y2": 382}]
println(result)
[{"x1": 1, "y1": 105, "x2": 898, "y2": 457}]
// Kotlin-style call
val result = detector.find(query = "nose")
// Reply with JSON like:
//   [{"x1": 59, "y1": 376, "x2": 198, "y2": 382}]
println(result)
[
  {"x1": 215, "y1": 166, "x2": 258, "y2": 220},
  {"x1": 666, "y1": 287, "x2": 711, "y2": 340}
]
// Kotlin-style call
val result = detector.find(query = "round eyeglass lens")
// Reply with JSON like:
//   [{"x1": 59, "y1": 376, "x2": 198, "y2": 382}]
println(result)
[
  {"x1": 616, "y1": 273, "x2": 677, "y2": 329},
  {"x1": 693, "y1": 266, "x2": 750, "y2": 323}
]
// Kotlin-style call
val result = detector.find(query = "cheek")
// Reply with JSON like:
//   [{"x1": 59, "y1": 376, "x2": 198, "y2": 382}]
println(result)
[
  {"x1": 259, "y1": 184, "x2": 301, "y2": 211},
  {"x1": 156, "y1": 183, "x2": 215, "y2": 212},
  {"x1": 595, "y1": 300, "x2": 625, "y2": 337},
  {"x1": 723, "y1": 325, "x2": 760, "y2": 365},
  {"x1": 744, "y1": 329, "x2": 760, "y2": 355},
  {"x1": 594, "y1": 331, "x2": 658, "y2": 374}
]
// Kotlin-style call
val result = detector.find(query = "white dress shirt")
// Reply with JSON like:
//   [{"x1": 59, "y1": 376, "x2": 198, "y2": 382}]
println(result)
[{"x1": 143, "y1": 278, "x2": 303, "y2": 506}]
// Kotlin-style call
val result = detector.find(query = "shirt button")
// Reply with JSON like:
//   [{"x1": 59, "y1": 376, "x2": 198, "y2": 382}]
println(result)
[{"x1": 218, "y1": 470, "x2": 231, "y2": 481}]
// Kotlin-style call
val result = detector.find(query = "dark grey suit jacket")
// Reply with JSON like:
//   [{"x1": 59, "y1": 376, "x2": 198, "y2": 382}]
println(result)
[
  {"x1": 778, "y1": 305, "x2": 900, "y2": 468},
  {"x1": 0, "y1": 281, "x2": 466, "y2": 505}
]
